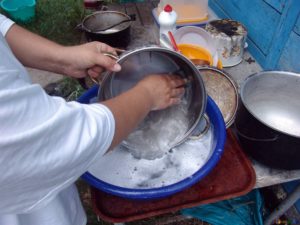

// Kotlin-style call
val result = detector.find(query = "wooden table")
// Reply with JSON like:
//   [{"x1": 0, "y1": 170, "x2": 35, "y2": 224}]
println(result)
[{"x1": 101, "y1": 0, "x2": 300, "y2": 189}]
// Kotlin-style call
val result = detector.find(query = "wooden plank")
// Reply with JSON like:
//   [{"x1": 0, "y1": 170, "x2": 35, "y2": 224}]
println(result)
[
  {"x1": 105, "y1": 2, "x2": 125, "y2": 12},
  {"x1": 123, "y1": 2, "x2": 142, "y2": 26},
  {"x1": 124, "y1": 2, "x2": 159, "y2": 49},
  {"x1": 264, "y1": 0, "x2": 285, "y2": 13},
  {"x1": 294, "y1": 13, "x2": 300, "y2": 35},
  {"x1": 277, "y1": 31, "x2": 300, "y2": 72},
  {"x1": 135, "y1": 1, "x2": 155, "y2": 26},
  {"x1": 265, "y1": 0, "x2": 300, "y2": 69},
  {"x1": 209, "y1": 0, "x2": 281, "y2": 55}
]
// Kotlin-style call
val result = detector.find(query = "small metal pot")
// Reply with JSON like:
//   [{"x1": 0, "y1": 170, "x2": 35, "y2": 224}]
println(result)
[
  {"x1": 98, "y1": 46, "x2": 207, "y2": 156},
  {"x1": 235, "y1": 71, "x2": 300, "y2": 170},
  {"x1": 205, "y1": 19, "x2": 247, "y2": 67},
  {"x1": 77, "y1": 11, "x2": 134, "y2": 48}
]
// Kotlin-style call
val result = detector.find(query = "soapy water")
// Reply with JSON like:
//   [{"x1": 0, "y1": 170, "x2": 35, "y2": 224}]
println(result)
[
  {"x1": 124, "y1": 98, "x2": 190, "y2": 160},
  {"x1": 87, "y1": 124, "x2": 214, "y2": 189}
]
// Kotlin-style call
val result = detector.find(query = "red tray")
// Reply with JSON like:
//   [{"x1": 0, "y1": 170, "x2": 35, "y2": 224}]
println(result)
[{"x1": 90, "y1": 129, "x2": 256, "y2": 223}]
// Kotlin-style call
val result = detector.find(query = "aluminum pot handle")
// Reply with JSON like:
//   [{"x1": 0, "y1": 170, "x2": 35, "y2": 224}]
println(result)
[
  {"x1": 89, "y1": 52, "x2": 120, "y2": 85},
  {"x1": 75, "y1": 23, "x2": 92, "y2": 32},
  {"x1": 234, "y1": 123, "x2": 279, "y2": 142}
]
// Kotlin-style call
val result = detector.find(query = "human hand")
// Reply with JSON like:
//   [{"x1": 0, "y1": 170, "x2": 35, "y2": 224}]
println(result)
[
  {"x1": 60, "y1": 41, "x2": 121, "y2": 78},
  {"x1": 137, "y1": 74, "x2": 186, "y2": 110}
]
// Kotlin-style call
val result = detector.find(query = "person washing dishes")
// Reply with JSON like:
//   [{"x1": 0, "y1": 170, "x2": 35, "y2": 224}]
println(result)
[{"x1": 0, "y1": 13, "x2": 185, "y2": 225}]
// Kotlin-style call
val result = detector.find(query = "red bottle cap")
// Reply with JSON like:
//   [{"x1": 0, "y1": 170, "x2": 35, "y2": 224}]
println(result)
[{"x1": 164, "y1": 4, "x2": 173, "y2": 12}]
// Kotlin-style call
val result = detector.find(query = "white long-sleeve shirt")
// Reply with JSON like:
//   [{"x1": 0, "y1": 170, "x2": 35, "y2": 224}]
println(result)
[{"x1": 0, "y1": 14, "x2": 115, "y2": 224}]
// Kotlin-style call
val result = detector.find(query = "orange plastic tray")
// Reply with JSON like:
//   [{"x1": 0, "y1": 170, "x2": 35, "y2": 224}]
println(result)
[{"x1": 90, "y1": 129, "x2": 256, "y2": 223}]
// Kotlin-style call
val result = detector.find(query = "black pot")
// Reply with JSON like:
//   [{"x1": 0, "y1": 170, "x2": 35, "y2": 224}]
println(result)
[
  {"x1": 235, "y1": 71, "x2": 300, "y2": 170},
  {"x1": 78, "y1": 11, "x2": 134, "y2": 48}
]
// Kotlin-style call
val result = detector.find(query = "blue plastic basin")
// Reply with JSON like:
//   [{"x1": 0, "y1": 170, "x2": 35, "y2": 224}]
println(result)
[{"x1": 78, "y1": 85, "x2": 226, "y2": 200}]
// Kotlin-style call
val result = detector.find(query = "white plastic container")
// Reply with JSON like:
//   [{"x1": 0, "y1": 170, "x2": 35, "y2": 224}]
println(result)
[
  {"x1": 158, "y1": 0, "x2": 208, "y2": 24},
  {"x1": 158, "y1": 4, "x2": 177, "y2": 37}
]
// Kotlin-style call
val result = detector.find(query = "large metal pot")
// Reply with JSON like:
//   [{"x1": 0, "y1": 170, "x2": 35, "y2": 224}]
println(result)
[
  {"x1": 78, "y1": 11, "x2": 134, "y2": 48},
  {"x1": 235, "y1": 71, "x2": 300, "y2": 170},
  {"x1": 98, "y1": 46, "x2": 207, "y2": 159}
]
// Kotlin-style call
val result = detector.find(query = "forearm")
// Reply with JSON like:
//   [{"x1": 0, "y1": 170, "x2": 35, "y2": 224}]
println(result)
[
  {"x1": 102, "y1": 85, "x2": 153, "y2": 149},
  {"x1": 5, "y1": 24, "x2": 65, "y2": 73}
]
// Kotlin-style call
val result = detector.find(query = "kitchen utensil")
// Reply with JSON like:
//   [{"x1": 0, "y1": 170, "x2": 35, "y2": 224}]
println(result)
[
  {"x1": 173, "y1": 26, "x2": 219, "y2": 67},
  {"x1": 98, "y1": 46, "x2": 207, "y2": 159},
  {"x1": 205, "y1": 19, "x2": 247, "y2": 67},
  {"x1": 197, "y1": 67, "x2": 238, "y2": 128},
  {"x1": 77, "y1": 11, "x2": 134, "y2": 48},
  {"x1": 235, "y1": 71, "x2": 300, "y2": 169},
  {"x1": 168, "y1": 31, "x2": 179, "y2": 52},
  {"x1": 177, "y1": 43, "x2": 213, "y2": 66}
]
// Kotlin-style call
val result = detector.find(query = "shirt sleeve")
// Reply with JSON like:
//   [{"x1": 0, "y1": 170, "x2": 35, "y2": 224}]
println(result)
[
  {"x1": 0, "y1": 14, "x2": 15, "y2": 36},
  {"x1": 0, "y1": 69, "x2": 115, "y2": 214}
]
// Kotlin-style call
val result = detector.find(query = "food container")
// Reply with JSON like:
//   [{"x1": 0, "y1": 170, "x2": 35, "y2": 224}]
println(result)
[
  {"x1": 78, "y1": 86, "x2": 226, "y2": 200},
  {"x1": 235, "y1": 71, "x2": 300, "y2": 170},
  {"x1": 173, "y1": 26, "x2": 220, "y2": 67},
  {"x1": 177, "y1": 43, "x2": 213, "y2": 67},
  {"x1": 205, "y1": 19, "x2": 247, "y2": 67},
  {"x1": 157, "y1": 0, "x2": 208, "y2": 24}
]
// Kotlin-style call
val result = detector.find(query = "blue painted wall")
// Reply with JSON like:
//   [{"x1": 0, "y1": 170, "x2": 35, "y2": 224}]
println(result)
[{"x1": 209, "y1": 0, "x2": 300, "y2": 72}]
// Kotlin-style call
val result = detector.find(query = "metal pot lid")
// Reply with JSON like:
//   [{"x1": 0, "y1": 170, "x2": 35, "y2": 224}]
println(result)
[
  {"x1": 82, "y1": 11, "x2": 132, "y2": 34},
  {"x1": 197, "y1": 66, "x2": 238, "y2": 128}
]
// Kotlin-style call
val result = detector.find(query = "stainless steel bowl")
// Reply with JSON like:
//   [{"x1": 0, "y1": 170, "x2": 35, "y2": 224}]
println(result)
[{"x1": 98, "y1": 47, "x2": 207, "y2": 159}]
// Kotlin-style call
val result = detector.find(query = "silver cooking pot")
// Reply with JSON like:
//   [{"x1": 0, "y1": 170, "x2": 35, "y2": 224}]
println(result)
[
  {"x1": 77, "y1": 11, "x2": 134, "y2": 48},
  {"x1": 98, "y1": 47, "x2": 207, "y2": 158},
  {"x1": 235, "y1": 71, "x2": 300, "y2": 169}
]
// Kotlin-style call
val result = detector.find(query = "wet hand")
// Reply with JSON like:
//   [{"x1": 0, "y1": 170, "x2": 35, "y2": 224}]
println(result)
[
  {"x1": 61, "y1": 41, "x2": 121, "y2": 78},
  {"x1": 138, "y1": 74, "x2": 186, "y2": 110}
]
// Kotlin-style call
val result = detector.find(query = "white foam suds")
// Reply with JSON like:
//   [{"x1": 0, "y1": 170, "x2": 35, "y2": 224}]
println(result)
[
  {"x1": 124, "y1": 99, "x2": 190, "y2": 160},
  {"x1": 87, "y1": 124, "x2": 214, "y2": 189}
]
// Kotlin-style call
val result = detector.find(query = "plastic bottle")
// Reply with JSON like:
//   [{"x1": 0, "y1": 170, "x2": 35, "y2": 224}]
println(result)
[{"x1": 158, "y1": 4, "x2": 177, "y2": 37}]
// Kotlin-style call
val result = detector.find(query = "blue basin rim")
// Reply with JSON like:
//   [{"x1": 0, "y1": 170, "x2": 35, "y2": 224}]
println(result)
[{"x1": 78, "y1": 85, "x2": 226, "y2": 200}]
